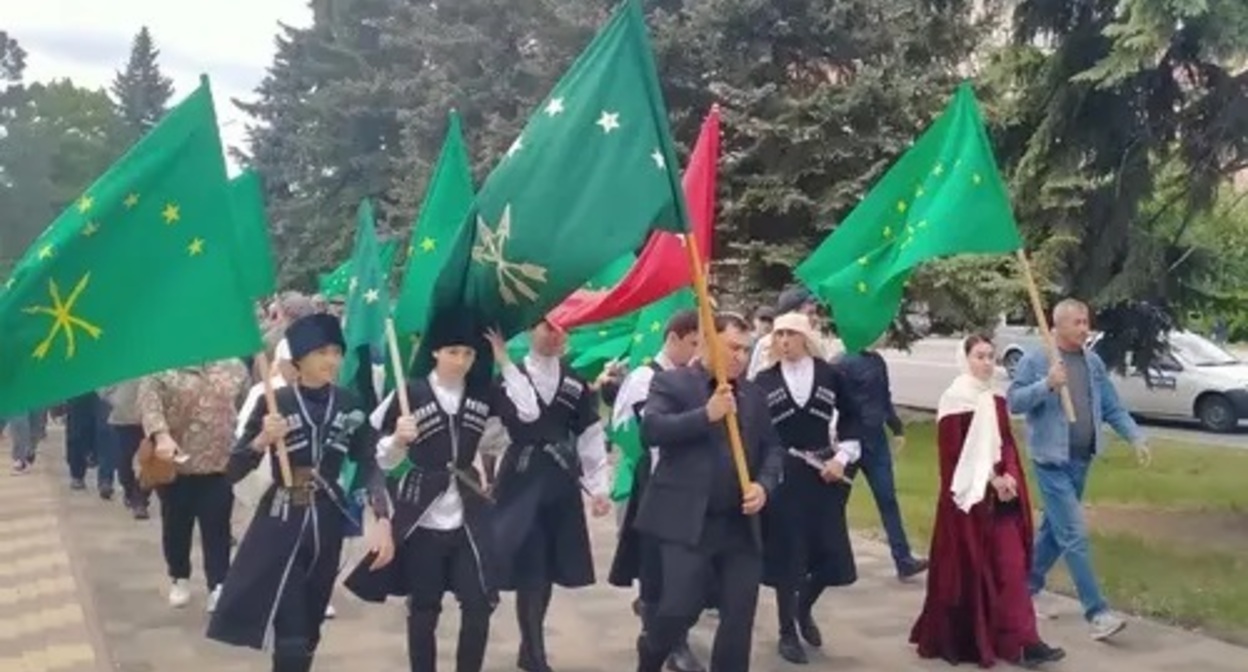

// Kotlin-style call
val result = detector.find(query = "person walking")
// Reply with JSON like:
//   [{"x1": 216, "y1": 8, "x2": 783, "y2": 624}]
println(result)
[
  {"x1": 102, "y1": 380, "x2": 151, "y2": 519},
  {"x1": 139, "y1": 359, "x2": 250, "y2": 611},
  {"x1": 835, "y1": 339, "x2": 928, "y2": 581},
  {"x1": 634, "y1": 313, "x2": 784, "y2": 672},
  {"x1": 1007, "y1": 299, "x2": 1151, "y2": 641}
]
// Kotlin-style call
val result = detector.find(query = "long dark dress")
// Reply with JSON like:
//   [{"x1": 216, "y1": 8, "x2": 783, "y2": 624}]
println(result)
[{"x1": 910, "y1": 395, "x2": 1041, "y2": 667}]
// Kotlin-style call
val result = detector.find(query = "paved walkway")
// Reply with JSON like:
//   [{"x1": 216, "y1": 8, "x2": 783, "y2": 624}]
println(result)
[{"x1": 4, "y1": 431, "x2": 1248, "y2": 671}]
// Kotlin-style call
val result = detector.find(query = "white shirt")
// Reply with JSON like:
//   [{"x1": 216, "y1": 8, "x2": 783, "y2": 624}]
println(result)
[
  {"x1": 522, "y1": 353, "x2": 610, "y2": 498},
  {"x1": 780, "y1": 355, "x2": 860, "y2": 467},
  {"x1": 372, "y1": 362, "x2": 539, "y2": 530},
  {"x1": 275, "y1": 338, "x2": 291, "y2": 362},
  {"x1": 611, "y1": 351, "x2": 675, "y2": 473}
]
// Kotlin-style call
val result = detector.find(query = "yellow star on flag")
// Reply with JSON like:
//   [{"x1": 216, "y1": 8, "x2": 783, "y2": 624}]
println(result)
[
  {"x1": 162, "y1": 203, "x2": 181, "y2": 224},
  {"x1": 882, "y1": 226, "x2": 893, "y2": 239},
  {"x1": 188, "y1": 238, "x2": 205, "y2": 256},
  {"x1": 76, "y1": 195, "x2": 93, "y2": 213},
  {"x1": 82, "y1": 221, "x2": 100, "y2": 237},
  {"x1": 932, "y1": 163, "x2": 944, "y2": 176},
  {"x1": 597, "y1": 329, "x2": 608, "y2": 337},
  {"x1": 420, "y1": 237, "x2": 436, "y2": 252},
  {"x1": 896, "y1": 201, "x2": 907, "y2": 214},
  {"x1": 38, "y1": 244, "x2": 55, "y2": 260},
  {"x1": 857, "y1": 255, "x2": 869, "y2": 266},
  {"x1": 633, "y1": 333, "x2": 644, "y2": 343},
  {"x1": 364, "y1": 288, "x2": 381, "y2": 304},
  {"x1": 856, "y1": 280, "x2": 868, "y2": 294},
  {"x1": 972, "y1": 173, "x2": 983, "y2": 185},
  {"x1": 124, "y1": 193, "x2": 140, "y2": 209},
  {"x1": 649, "y1": 321, "x2": 661, "y2": 332},
  {"x1": 915, "y1": 185, "x2": 925, "y2": 198}
]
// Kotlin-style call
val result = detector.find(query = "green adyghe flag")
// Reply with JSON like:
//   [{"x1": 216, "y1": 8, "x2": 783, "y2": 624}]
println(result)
[
  {"x1": 338, "y1": 199, "x2": 389, "y2": 494},
  {"x1": 338, "y1": 199, "x2": 389, "y2": 400},
  {"x1": 417, "y1": 0, "x2": 688, "y2": 375},
  {"x1": 319, "y1": 240, "x2": 398, "y2": 300},
  {"x1": 796, "y1": 82, "x2": 1023, "y2": 352},
  {"x1": 228, "y1": 169, "x2": 278, "y2": 299},
  {"x1": 608, "y1": 287, "x2": 695, "y2": 502},
  {"x1": 0, "y1": 78, "x2": 263, "y2": 415},
  {"x1": 393, "y1": 111, "x2": 475, "y2": 338},
  {"x1": 505, "y1": 254, "x2": 637, "y2": 378}
]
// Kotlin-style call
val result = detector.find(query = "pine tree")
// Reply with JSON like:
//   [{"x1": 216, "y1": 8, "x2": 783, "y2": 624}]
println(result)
[{"x1": 110, "y1": 26, "x2": 174, "y2": 141}]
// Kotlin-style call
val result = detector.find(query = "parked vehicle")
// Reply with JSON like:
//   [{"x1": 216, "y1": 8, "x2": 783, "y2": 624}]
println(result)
[{"x1": 1090, "y1": 331, "x2": 1248, "y2": 433}]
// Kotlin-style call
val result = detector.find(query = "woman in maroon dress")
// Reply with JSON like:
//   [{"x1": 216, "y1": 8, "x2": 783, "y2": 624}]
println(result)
[{"x1": 910, "y1": 335, "x2": 1064, "y2": 668}]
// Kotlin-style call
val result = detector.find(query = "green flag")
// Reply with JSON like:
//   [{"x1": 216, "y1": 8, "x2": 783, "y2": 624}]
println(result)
[
  {"x1": 795, "y1": 82, "x2": 1023, "y2": 352},
  {"x1": 338, "y1": 199, "x2": 389, "y2": 397},
  {"x1": 505, "y1": 254, "x2": 638, "y2": 376},
  {"x1": 419, "y1": 0, "x2": 688, "y2": 371},
  {"x1": 608, "y1": 287, "x2": 695, "y2": 501},
  {"x1": 393, "y1": 111, "x2": 475, "y2": 337},
  {"x1": 0, "y1": 78, "x2": 262, "y2": 415},
  {"x1": 228, "y1": 169, "x2": 278, "y2": 299},
  {"x1": 319, "y1": 240, "x2": 398, "y2": 299}
]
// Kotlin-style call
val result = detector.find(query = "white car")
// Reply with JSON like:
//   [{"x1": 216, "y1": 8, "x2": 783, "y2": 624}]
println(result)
[{"x1": 1090, "y1": 331, "x2": 1248, "y2": 433}]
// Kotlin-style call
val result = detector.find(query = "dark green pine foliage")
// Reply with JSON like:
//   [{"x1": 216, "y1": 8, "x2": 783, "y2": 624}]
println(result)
[
  {"x1": 986, "y1": 0, "x2": 1248, "y2": 371},
  {"x1": 234, "y1": 0, "x2": 408, "y2": 289},
  {"x1": 109, "y1": 27, "x2": 174, "y2": 142}
]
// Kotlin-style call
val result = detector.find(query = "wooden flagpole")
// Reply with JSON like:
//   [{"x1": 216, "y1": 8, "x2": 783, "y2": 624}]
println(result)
[
  {"x1": 257, "y1": 294, "x2": 294, "y2": 487},
  {"x1": 682, "y1": 232, "x2": 752, "y2": 495},
  {"x1": 1016, "y1": 249, "x2": 1077, "y2": 423}
]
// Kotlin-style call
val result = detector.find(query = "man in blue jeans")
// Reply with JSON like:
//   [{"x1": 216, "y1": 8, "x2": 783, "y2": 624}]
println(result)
[
  {"x1": 836, "y1": 344, "x2": 928, "y2": 581},
  {"x1": 1008, "y1": 298, "x2": 1151, "y2": 641},
  {"x1": 65, "y1": 392, "x2": 118, "y2": 500}
]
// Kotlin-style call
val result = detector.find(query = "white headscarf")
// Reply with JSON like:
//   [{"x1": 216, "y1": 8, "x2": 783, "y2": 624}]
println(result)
[
  {"x1": 771, "y1": 312, "x2": 828, "y2": 361},
  {"x1": 937, "y1": 339, "x2": 1002, "y2": 513}
]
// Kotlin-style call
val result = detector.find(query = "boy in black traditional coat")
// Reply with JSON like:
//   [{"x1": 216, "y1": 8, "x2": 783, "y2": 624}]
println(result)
[
  {"x1": 206, "y1": 313, "x2": 395, "y2": 672},
  {"x1": 344, "y1": 323, "x2": 540, "y2": 672},
  {"x1": 492, "y1": 319, "x2": 612, "y2": 672}
]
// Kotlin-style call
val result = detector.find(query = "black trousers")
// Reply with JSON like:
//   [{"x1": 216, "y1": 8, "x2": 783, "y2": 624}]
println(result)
[
  {"x1": 113, "y1": 424, "x2": 149, "y2": 506},
  {"x1": 156, "y1": 473, "x2": 233, "y2": 588},
  {"x1": 404, "y1": 527, "x2": 492, "y2": 672},
  {"x1": 641, "y1": 517, "x2": 762, "y2": 672}
]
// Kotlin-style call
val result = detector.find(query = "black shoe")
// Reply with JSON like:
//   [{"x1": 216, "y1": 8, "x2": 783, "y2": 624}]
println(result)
[
  {"x1": 777, "y1": 634, "x2": 808, "y2": 665},
  {"x1": 665, "y1": 638, "x2": 705, "y2": 672},
  {"x1": 796, "y1": 614, "x2": 823, "y2": 648},
  {"x1": 1020, "y1": 642, "x2": 1066, "y2": 668},
  {"x1": 132, "y1": 504, "x2": 150, "y2": 520},
  {"x1": 69, "y1": 478, "x2": 86, "y2": 491},
  {"x1": 637, "y1": 634, "x2": 664, "y2": 672},
  {"x1": 898, "y1": 557, "x2": 929, "y2": 581},
  {"x1": 98, "y1": 484, "x2": 114, "y2": 501}
]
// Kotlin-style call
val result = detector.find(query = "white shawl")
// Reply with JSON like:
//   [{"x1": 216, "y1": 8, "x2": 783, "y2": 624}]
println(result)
[{"x1": 937, "y1": 372, "x2": 1002, "y2": 513}]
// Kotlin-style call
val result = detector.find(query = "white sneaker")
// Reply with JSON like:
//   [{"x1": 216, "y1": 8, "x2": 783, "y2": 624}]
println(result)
[
  {"x1": 206, "y1": 585, "x2": 222, "y2": 613},
  {"x1": 1089, "y1": 611, "x2": 1127, "y2": 641},
  {"x1": 168, "y1": 579, "x2": 191, "y2": 609},
  {"x1": 324, "y1": 604, "x2": 336, "y2": 619}
]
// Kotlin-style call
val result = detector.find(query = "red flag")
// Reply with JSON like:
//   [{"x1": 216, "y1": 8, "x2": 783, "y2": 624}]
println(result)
[{"x1": 549, "y1": 106, "x2": 720, "y2": 329}]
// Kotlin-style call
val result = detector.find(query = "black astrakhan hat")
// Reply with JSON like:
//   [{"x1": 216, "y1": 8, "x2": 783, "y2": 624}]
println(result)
[{"x1": 285, "y1": 313, "x2": 346, "y2": 362}]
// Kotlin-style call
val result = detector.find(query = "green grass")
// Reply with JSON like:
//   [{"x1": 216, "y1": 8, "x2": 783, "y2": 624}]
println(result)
[{"x1": 846, "y1": 422, "x2": 1248, "y2": 639}]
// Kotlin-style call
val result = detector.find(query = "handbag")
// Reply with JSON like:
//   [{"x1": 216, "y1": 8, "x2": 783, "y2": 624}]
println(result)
[{"x1": 135, "y1": 437, "x2": 177, "y2": 490}]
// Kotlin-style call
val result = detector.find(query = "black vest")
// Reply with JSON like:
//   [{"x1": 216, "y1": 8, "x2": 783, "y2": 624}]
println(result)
[
  {"x1": 502, "y1": 360, "x2": 599, "y2": 446},
  {"x1": 269, "y1": 384, "x2": 370, "y2": 482},
  {"x1": 756, "y1": 359, "x2": 843, "y2": 449},
  {"x1": 378, "y1": 378, "x2": 493, "y2": 473}
]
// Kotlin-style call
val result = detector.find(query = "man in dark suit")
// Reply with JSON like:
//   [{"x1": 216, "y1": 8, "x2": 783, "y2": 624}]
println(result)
[{"x1": 634, "y1": 313, "x2": 784, "y2": 672}]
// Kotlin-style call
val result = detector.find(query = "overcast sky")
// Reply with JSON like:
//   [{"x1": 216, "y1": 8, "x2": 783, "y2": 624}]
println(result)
[{"x1": 5, "y1": 0, "x2": 312, "y2": 172}]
